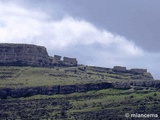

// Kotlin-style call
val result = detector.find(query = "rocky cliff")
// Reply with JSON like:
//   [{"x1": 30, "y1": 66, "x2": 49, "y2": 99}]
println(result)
[
  {"x1": 0, "y1": 43, "x2": 51, "y2": 67},
  {"x1": 1, "y1": 80, "x2": 160, "y2": 99},
  {"x1": 0, "y1": 82, "x2": 112, "y2": 98}
]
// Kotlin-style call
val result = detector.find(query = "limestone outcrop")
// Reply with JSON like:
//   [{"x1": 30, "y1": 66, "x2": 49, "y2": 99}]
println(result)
[
  {"x1": 112, "y1": 82, "x2": 131, "y2": 89},
  {"x1": 0, "y1": 43, "x2": 51, "y2": 67},
  {"x1": 0, "y1": 82, "x2": 113, "y2": 98},
  {"x1": 1, "y1": 80, "x2": 160, "y2": 98},
  {"x1": 130, "y1": 80, "x2": 160, "y2": 87}
]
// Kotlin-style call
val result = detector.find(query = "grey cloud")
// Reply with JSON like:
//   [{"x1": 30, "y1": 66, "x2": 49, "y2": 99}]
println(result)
[
  {"x1": 52, "y1": 0, "x2": 160, "y2": 52},
  {"x1": 6, "y1": 0, "x2": 160, "y2": 52},
  {"x1": 9, "y1": 0, "x2": 160, "y2": 52}
]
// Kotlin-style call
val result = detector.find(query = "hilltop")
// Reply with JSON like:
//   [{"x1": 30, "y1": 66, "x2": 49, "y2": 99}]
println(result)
[
  {"x1": 0, "y1": 43, "x2": 154, "y2": 79},
  {"x1": 0, "y1": 43, "x2": 77, "y2": 67}
]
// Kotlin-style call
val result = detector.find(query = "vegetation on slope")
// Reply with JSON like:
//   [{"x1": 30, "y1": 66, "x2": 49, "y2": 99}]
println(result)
[
  {"x1": 0, "y1": 89, "x2": 160, "y2": 119},
  {"x1": 0, "y1": 66, "x2": 159, "y2": 119},
  {"x1": 0, "y1": 66, "x2": 153, "y2": 88}
]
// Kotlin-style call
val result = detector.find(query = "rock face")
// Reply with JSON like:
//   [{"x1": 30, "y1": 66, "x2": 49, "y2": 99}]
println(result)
[
  {"x1": 131, "y1": 80, "x2": 160, "y2": 87},
  {"x1": 0, "y1": 82, "x2": 113, "y2": 98},
  {"x1": 0, "y1": 43, "x2": 51, "y2": 67},
  {"x1": 1, "y1": 80, "x2": 160, "y2": 98},
  {"x1": 112, "y1": 82, "x2": 131, "y2": 89}
]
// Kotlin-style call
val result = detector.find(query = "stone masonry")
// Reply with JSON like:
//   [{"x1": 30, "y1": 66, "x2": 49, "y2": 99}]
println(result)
[
  {"x1": 113, "y1": 66, "x2": 127, "y2": 72},
  {"x1": 54, "y1": 55, "x2": 61, "y2": 61},
  {"x1": 63, "y1": 57, "x2": 78, "y2": 66},
  {"x1": 130, "y1": 68, "x2": 147, "y2": 74},
  {"x1": 0, "y1": 43, "x2": 51, "y2": 67}
]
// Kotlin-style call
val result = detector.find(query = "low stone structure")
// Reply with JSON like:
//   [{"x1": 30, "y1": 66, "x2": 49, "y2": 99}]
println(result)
[
  {"x1": 63, "y1": 57, "x2": 78, "y2": 66},
  {"x1": 50, "y1": 55, "x2": 62, "y2": 66},
  {"x1": 54, "y1": 55, "x2": 61, "y2": 61},
  {"x1": 50, "y1": 55, "x2": 78, "y2": 66},
  {"x1": 130, "y1": 68, "x2": 147, "y2": 74},
  {"x1": 0, "y1": 43, "x2": 51, "y2": 67},
  {"x1": 113, "y1": 66, "x2": 127, "y2": 72}
]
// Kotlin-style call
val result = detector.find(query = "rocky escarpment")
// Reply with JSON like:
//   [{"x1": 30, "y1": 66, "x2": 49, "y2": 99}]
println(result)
[
  {"x1": 1, "y1": 80, "x2": 160, "y2": 99},
  {"x1": 0, "y1": 82, "x2": 112, "y2": 98},
  {"x1": 0, "y1": 43, "x2": 51, "y2": 67}
]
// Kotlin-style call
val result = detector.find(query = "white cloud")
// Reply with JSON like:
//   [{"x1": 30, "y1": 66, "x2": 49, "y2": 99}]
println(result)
[
  {"x1": 0, "y1": 1, "x2": 160, "y2": 79},
  {"x1": 0, "y1": 1, "x2": 143, "y2": 55}
]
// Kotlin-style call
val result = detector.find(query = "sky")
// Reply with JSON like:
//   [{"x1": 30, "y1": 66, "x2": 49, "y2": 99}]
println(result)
[{"x1": 0, "y1": 0, "x2": 160, "y2": 79}]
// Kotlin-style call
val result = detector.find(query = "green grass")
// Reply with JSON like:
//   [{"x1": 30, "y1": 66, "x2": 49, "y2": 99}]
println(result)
[
  {"x1": 0, "y1": 66, "x2": 159, "y2": 119},
  {"x1": 1, "y1": 88, "x2": 160, "y2": 119},
  {"x1": 0, "y1": 66, "x2": 152, "y2": 88}
]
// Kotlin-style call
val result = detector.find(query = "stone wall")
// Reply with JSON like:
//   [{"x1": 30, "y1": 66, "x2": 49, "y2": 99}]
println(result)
[
  {"x1": 0, "y1": 43, "x2": 51, "y2": 67},
  {"x1": 113, "y1": 66, "x2": 127, "y2": 72},
  {"x1": 130, "y1": 69, "x2": 147, "y2": 74},
  {"x1": 63, "y1": 57, "x2": 78, "y2": 66},
  {"x1": 54, "y1": 55, "x2": 61, "y2": 61}
]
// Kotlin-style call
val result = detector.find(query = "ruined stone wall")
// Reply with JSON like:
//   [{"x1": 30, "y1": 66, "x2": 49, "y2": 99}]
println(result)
[
  {"x1": 0, "y1": 43, "x2": 51, "y2": 67},
  {"x1": 113, "y1": 66, "x2": 127, "y2": 72},
  {"x1": 54, "y1": 55, "x2": 61, "y2": 61},
  {"x1": 63, "y1": 57, "x2": 78, "y2": 66},
  {"x1": 130, "y1": 68, "x2": 147, "y2": 74}
]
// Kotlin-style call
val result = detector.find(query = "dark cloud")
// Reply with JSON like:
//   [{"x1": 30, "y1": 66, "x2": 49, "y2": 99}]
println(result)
[{"x1": 52, "y1": 0, "x2": 160, "y2": 52}]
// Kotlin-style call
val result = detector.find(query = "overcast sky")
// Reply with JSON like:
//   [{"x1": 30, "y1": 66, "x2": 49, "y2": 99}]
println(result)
[{"x1": 0, "y1": 0, "x2": 160, "y2": 79}]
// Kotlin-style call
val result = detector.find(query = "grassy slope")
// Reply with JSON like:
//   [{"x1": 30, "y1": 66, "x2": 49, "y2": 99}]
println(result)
[
  {"x1": 0, "y1": 66, "x2": 159, "y2": 119},
  {"x1": 1, "y1": 89, "x2": 160, "y2": 119},
  {"x1": 0, "y1": 66, "x2": 151, "y2": 88}
]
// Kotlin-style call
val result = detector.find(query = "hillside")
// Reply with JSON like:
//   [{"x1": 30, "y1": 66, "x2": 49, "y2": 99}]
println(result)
[
  {"x1": 0, "y1": 65, "x2": 155, "y2": 89},
  {"x1": 0, "y1": 43, "x2": 160, "y2": 119},
  {"x1": 0, "y1": 66, "x2": 160, "y2": 119}
]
